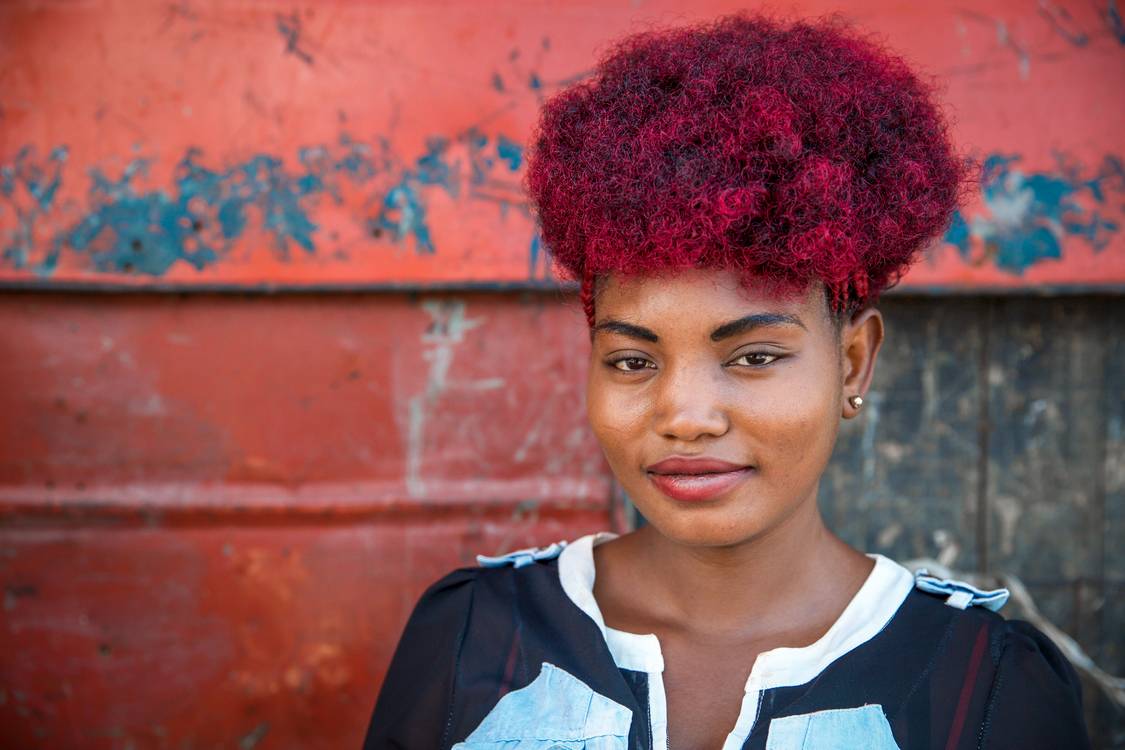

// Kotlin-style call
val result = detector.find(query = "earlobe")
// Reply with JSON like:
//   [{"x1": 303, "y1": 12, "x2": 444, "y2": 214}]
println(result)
[
  {"x1": 842, "y1": 393, "x2": 865, "y2": 419},
  {"x1": 840, "y1": 308, "x2": 884, "y2": 418}
]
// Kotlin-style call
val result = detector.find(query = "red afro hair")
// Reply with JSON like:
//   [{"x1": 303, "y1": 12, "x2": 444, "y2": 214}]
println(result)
[{"x1": 524, "y1": 13, "x2": 972, "y2": 324}]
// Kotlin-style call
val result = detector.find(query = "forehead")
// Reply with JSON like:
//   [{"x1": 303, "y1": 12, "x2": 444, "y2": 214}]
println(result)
[{"x1": 596, "y1": 268, "x2": 825, "y2": 329}]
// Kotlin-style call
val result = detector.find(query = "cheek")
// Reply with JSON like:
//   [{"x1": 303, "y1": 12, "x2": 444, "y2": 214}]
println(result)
[
  {"x1": 743, "y1": 362, "x2": 840, "y2": 469},
  {"x1": 585, "y1": 375, "x2": 649, "y2": 455}
]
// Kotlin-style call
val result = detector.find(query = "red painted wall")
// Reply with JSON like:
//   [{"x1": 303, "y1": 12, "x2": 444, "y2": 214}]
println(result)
[
  {"x1": 1, "y1": 0, "x2": 1122, "y2": 290},
  {"x1": 0, "y1": 292, "x2": 617, "y2": 748}
]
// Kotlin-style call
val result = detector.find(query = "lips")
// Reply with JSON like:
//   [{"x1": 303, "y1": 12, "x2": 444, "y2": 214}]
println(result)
[{"x1": 645, "y1": 456, "x2": 754, "y2": 502}]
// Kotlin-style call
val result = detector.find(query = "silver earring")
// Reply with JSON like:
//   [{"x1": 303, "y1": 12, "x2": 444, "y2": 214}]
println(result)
[{"x1": 848, "y1": 395, "x2": 864, "y2": 410}]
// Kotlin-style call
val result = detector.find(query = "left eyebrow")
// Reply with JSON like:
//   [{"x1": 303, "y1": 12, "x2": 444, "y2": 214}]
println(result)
[{"x1": 710, "y1": 313, "x2": 807, "y2": 342}]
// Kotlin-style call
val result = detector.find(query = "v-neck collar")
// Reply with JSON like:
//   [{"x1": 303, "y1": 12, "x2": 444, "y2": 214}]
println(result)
[{"x1": 557, "y1": 532, "x2": 915, "y2": 689}]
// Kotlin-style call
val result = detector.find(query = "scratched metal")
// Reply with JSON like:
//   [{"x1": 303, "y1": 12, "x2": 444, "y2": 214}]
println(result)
[
  {"x1": 819, "y1": 295, "x2": 1125, "y2": 744},
  {"x1": 0, "y1": 291, "x2": 614, "y2": 748},
  {"x1": 0, "y1": 0, "x2": 1122, "y2": 289},
  {"x1": 0, "y1": 293, "x2": 606, "y2": 506},
  {"x1": 979, "y1": 297, "x2": 1121, "y2": 740},
  {"x1": 1095, "y1": 316, "x2": 1125, "y2": 742},
  {"x1": 0, "y1": 518, "x2": 615, "y2": 749},
  {"x1": 820, "y1": 299, "x2": 985, "y2": 571}
]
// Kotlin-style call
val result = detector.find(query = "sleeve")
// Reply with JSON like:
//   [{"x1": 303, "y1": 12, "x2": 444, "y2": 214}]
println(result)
[
  {"x1": 979, "y1": 619, "x2": 1091, "y2": 749},
  {"x1": 362, "y1": 568, "x2": 477, "y2": 750}
]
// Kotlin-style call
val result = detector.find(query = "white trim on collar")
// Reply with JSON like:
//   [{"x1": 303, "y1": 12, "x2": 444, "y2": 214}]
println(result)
[
  {"x1": 556, "y1": 531, "x2": 914, "y2": 685},
  {"x1": 558, "y1": 532, "x2": 665, "y2": 672}
]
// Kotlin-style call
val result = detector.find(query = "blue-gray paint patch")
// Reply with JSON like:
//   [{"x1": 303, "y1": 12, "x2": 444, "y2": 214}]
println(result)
[
  {"x1": 1, "y1": 145, "x2": 70, "y2": 270},
  {"x1": 528, "y1": 232, "x2": 541, "y2": 278},
  {"x1": 374, "y1": 136, "x2": 459, "y2": 254},
  {"x1": 2, "y1": 129, "x2": 534, "y2": 277},
  {"x1": 50, "y1": 137, "x2": 378, "y2": 275},
  {"x1": 1107, "y1": 0, "x2": 1125, "y2": 44},
  {"x1": 463, "y1": 128, "x2": 493, "y2": 187},
  {"x1": 496, "y1": 136, "x2": 523, "y2": 171},
  {"x1": 942, "y1": 152, "x2": 1123, "y2": 273}
]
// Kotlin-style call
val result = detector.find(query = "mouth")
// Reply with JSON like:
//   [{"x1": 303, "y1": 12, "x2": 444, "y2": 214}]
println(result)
[{"x1": 644, "y1": 457, "x2": 755, "y2": 503}]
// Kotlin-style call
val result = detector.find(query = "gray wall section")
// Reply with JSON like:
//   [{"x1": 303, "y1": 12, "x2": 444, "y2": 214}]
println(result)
[{"x1": 820, "y1": 295, "x2": 1123, "y2": 747}]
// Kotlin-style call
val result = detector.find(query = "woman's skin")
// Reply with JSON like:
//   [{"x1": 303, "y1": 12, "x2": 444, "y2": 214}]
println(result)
[{"x1": 587, "y1": 267, "x2": 886, "y2": 750}]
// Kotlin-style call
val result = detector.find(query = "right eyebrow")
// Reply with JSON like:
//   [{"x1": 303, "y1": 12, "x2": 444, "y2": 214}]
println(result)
[{"x1": 592, "y1": 320, "x2": 660, "y2": 343}]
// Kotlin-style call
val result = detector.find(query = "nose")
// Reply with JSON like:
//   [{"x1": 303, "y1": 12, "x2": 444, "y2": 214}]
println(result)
[{"x1": 652, "y1": 362, "x2": 730, "y2": 442}]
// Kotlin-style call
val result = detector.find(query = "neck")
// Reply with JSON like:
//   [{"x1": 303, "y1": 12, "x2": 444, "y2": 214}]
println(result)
[{"x1": 613, "y1": 491, "x2": 869, "y2": 639}]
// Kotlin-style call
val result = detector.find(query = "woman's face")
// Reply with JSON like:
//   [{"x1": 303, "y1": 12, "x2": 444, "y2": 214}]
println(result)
[{"x1": 586, "y1": 267, "x2": 881, "y2": 548}]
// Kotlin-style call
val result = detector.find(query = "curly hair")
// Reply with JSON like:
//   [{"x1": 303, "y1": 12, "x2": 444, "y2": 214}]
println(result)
[{"x1": 524, "y1": 13, "x2": 972, "y2": 325}]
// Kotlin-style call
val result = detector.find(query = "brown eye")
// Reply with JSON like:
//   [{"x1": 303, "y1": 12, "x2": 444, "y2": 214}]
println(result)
[
  {"x1": 610, "y1": 357, "x2": 655, "y2": 372},
  {"x1": 730, "y1": 352, "x2": 780, "y2": 367}
]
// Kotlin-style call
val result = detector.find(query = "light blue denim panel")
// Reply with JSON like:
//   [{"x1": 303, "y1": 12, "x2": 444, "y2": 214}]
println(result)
[
  {"x1": 452, "y1": 662, "x2": 632, "y2": 750},
  {"x1": 765, "y1": 705, "x2": 901, "y2": 750},
  {"x1": 913, "y1": 570, "x2": 1010, "y2": 612}
]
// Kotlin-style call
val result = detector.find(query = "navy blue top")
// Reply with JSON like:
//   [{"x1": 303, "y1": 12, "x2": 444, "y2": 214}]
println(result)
[{"x1": 363, "y1": 536, "x2": 1089, "y2": 750}]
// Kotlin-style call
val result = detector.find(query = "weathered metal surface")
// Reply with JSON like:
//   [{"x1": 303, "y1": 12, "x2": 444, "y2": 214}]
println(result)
[
  {"x1": 1, "y1": 0, "x2": 1123, "y2": 290},
  {"x1": 0, "y1": 517, "x2": 613, "y2": 749},
  {"x1": 0, "y1": 291, "x2": 614, "y2": 747},
  {"x1": 0, "y1": 293, "x2": 604, "y2": 504}
]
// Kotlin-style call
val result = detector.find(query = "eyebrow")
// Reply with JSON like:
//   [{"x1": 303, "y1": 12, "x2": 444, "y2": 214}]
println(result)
[
  {"x1": 592, "y1": 320, "x2": 660, "y2": 342},
  {"x1": 709, "y1": 312, "x2": 807, "y2": 341},
  {"x1": 593, "y1": 312, "x2": 806, "y2": 344}
]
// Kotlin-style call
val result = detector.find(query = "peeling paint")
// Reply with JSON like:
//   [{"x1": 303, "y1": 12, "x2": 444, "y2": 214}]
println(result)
[
  {"x1": 276, "y1": 12, "x2": 313, "y2": 66},
  {"x1": 1038, "y1": 0, "x2": 1089, "y2": 47},
  {"x1": 1107, "y1": 0, "x2": 1125, "y2": 44},
  {"x1": 405, "y1": 300, "x2": 484, "y2": 496},
  {"x1": 1, "y1": 145, "x2": 69, "y2": 270},
  {"x1": 943, "y1": 152, "x2": 1124, "y2": 273},
  {"x1": 1, "y1": 127, "x2": 537, "y2": 276},
  {"x1": 374, "y1": 137, "x2": 459, "y2": 254},
  {"x1": 958, "y1": 10, "x2": 1032, "y2": 79},
  {"x1": 495, "y1": 135, "x2": 523, "y2": 171},
  {"x1": 239, "y1": 721, "x2": 270, "y2": 750}
]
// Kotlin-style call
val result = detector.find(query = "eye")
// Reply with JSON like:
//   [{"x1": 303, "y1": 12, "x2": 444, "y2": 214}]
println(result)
[
  {"x1": 729, "y1": 351, "x2": 781, "y2": 368},
  {"x1": 608, "y1": 356, "x2": 656, "y2": 372}
]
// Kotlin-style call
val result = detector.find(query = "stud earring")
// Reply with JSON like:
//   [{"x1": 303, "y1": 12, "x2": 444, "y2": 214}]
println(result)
[{"x1": 848, "y1": 395, "x2": 864, "y2": 410}]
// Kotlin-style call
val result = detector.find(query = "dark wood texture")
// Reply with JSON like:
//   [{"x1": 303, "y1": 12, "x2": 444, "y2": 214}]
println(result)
[{"x1": 825, "y1": 296, "x2": 1124, "y2": 747}]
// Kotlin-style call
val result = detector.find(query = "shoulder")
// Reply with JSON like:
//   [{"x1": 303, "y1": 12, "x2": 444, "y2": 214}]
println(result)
[
  {"x1": 977, "y1": 617, "x2": 1090, "y2": 748},
  {"x1": 894, "y1": 569, "x2": 1088, "y2": 748},
  {"x1": 407, "y1": 539, "x2": 573, "y2": 622},
  {"x1": 877, "y1": 565, "x2": 1011, "y2": 651},
  {"x1": 898, "y1": 569, "x2": 1050, "y2": 670},
  {"x1": 991, "y1": 617, "x2": 1082, "y2": 691}
]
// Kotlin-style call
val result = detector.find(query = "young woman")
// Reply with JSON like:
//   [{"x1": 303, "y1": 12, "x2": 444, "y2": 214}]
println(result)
[{"x1": 364, "y1": 13, "x2": 1089, "y2": 750}]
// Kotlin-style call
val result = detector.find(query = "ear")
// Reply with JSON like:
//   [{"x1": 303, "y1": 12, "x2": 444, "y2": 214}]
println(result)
[{"x1": 840, "y1": 307, "x2": 884, "y2": 419}]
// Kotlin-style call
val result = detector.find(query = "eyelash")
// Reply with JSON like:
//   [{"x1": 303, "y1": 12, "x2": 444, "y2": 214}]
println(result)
[{"x1": 607, "y1": 352, "x2": 782, "y2": 372}]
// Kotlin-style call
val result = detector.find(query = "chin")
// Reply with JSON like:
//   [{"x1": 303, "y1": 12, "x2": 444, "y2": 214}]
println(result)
[
  {"x1": 631, "y1": 476, "x2": 814, "y2": 549},
  {"x1": 637, "y1": 500, "x2": 773, "y2": 549}
]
